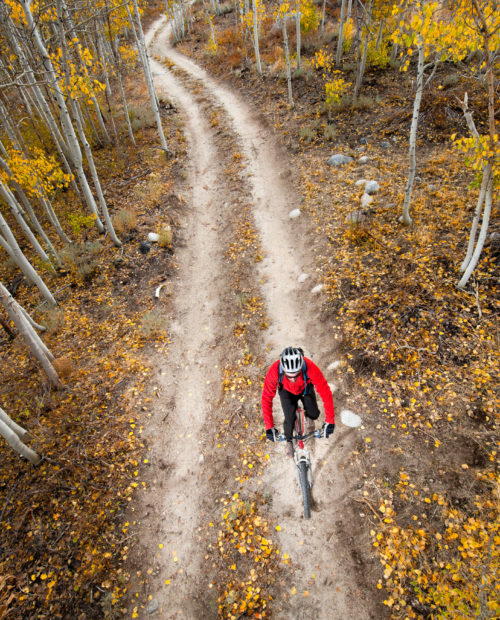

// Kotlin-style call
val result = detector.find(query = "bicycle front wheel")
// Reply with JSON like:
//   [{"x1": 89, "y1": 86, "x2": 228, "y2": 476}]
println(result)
[{"x1": 298, "y1": 460, "x2": 311, "y2": 519}]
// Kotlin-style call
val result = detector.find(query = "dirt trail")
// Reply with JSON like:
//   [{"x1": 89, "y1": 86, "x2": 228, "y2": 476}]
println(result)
[{"x1": 136, "y1": 16, "x2": 375, "y2": 618}]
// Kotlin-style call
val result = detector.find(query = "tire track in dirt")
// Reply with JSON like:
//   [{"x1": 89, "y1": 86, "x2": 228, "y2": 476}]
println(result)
[
  {"x1": 133, "y1": 53, "x2": 233, "y2": 618},
  {"x1": 146, "y1": 16, "x2": 375, "y2": 619}
]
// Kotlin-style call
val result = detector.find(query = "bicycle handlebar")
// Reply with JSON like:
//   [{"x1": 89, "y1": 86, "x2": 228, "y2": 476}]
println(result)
[{"x1": 277, "y1": 429, "x2": 323, "y2": 442}]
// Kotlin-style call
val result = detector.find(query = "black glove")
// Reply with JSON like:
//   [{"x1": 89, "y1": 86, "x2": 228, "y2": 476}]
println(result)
[
  {"x1": 322, "y1": 423, "x2": 335, "y2": 438},
  {"x1": 266, "y1": 428, "x2": 279, "y2": 442}
]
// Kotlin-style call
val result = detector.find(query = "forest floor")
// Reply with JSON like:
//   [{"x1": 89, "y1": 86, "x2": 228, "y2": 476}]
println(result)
[{"x1": 0, "y1": 3, "x2": 498, "y2": 620}]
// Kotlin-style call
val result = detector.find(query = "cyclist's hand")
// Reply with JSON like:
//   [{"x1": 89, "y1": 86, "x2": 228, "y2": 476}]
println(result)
[
  {"x1": 266, "y1": 428, "x2": 279, "y2": 442},
  {"x1": 322, "y1": 423, "x2": 335, "y2": 438}
]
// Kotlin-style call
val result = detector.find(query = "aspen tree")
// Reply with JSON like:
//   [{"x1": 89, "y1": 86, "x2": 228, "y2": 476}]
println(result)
[
  {"x1": 0, "y1": 281, "x2": 62, "y2": 388},
  {"x1": 277, "y1": 1, "x2": 294, "y2": 107},
  {"x1": 17, "y1": 0, "x2": 106, "y2": 233},
  {"x1": 128, "y1": 0, "x2": 170, "y2": 153},
  {"x1": 0, "y1": 406, "x2": 41, "y2": 464},
  {"x1": 456, "y1": 0, "x2": 499, "y2": 288},
  {"x1": 0, "y1": 211, "x2": 56, "y2": 307},
  {"x1": 392, "y1": 0, "x2": 477, "y2": 225},
  {"x1": 336, "y1": 0, "x2": 348, "y2": 65}
]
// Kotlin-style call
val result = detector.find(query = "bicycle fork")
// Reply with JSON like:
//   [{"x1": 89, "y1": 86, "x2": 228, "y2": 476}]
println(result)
[{"x1": 294, "y1": 449, "x2": 313, "y2": 488}]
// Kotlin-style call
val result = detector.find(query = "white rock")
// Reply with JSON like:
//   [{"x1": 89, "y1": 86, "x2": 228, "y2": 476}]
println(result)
[
  {"x1": 289, "y1": 209, "x2": 301, "y2": 219},
  {"x1": 198, "y1": 454, "x2": 204, "y2": 464},
  {"x1": 365, "y1": 180, "x2": 380, "y2": 194},
  {"x1": 298, "y1": 273, "x2": 309, "y2": 283},
  {"x1": 355, "y1": 179, "x2": 367, "y2": 187},
  {"x1": 359, "y1": 155, "x2": 370, "y2": 164},
  {"x1": 341, "y1": 409, "x2": 362, "y2": 428},
  {"x1": 147, "y1": 232, "x2": 159, "y2": 243},
  {"x1": 311, "y1": 284, "x2": 323, "y2": 294},
  {"x1": 361, "y1": 193, "x2": 373, "y2": 208},
  {"x1": 327, "y1": 360, "x2": 341, "y2": 370}
]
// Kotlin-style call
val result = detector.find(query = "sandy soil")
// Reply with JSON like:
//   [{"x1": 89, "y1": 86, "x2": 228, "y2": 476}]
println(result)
[{"x1": 130, "y1": 16, "x2": 377, "y2": 618}]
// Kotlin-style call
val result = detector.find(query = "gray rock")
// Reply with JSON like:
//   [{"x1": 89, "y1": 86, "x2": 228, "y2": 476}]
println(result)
[
  {"x1": 146, "y1": 598, "x2": 159, "y2": 614},
  {"x1": 355, "y1": 179, "x2": 367, "y2": 187},
  {"x1": 364, "y1": 180, "x2": 380, "y2": 195},
  {"x1": 289, "y1": 208, "x2": 301, "y2": 219},
  {"x1": 139, "y1": 241, "x2": 151, "y2": 255},
  {"x1": 359, "y1": 137, "x2": 369, "y2": 145},
  {"x1": 327, "y1": 154, "x2": 353, "y2": 167},
  {"x1": 358, "y1": 155, "x2": 370, "y2": 164},
  {"x1": 380, "y1": 141, "x2": 391, "y2": 149},
  {"x1": 311, "y1": 284, "x2": 324, "y2": 294},
  {"x1": 147, "y1": 232, "x2": 160, "y2": 243},
  {"x1": 298, "y1": 273, "x2": 309, "y2": 283},
  {"x1": 361, "y1": 193, "x2": 373, "y2": 208}
]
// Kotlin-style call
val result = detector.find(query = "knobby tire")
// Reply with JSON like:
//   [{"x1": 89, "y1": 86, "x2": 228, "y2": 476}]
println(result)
[{"x1": 298, "y1": 460, "x2": 311, "y2": 519}]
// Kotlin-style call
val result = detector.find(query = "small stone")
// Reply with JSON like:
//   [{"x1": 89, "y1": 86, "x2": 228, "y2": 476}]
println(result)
[
  {"x1": 341, "y1": 409, "x2": 362, "y2": 428},
  {"x1": 327, "y1": 154, "x2": 353, "y2": 167},
  {"x1": 289, "y1": 208, "x2": 301, "y2": 219},
  {"x1": 361, "y1": 194, "x2": 373, "y2": 208},
  {"x1": 146, "y1": 598, "x2": 159, "y2": 614},
  {"x1": 380, "y1": 141, "x2": 391, "y2": 149},
  {"x1": 298, "y1": 273, "x2": 309, "y2": 283},
  {"x1": 359, "y1": 137, "x2": 369, "y2": 145},
  {"x1": 358, "y1": 155, "x2": 369, "y2": 164},
  {"x1": 198, "y1": 454, "x2": 204, "y2": 464},
  {"x1": 327, "y1": 361, "x2": 340, "y2": 371},
  {"x1": 311, "y1": 284, "x2": 324, "y2": 294},
  {"x1": 355, "y1": 179, "x2": 367, "y2": 187},
  {"x1": 148, "y1": 232, "x2": 160, "y2": 243},
  {"x1": 364, "y1": 180, "x2": 380, "y2": 195},
  {"x1": 139, "y1": 241, "x2": 151, "y2": 255}
]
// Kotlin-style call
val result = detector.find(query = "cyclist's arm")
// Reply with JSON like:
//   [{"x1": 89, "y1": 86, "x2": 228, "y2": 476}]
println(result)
[
  {"x1": 262, "y1": 361, "x2": 279, "y2": 429},
  {"x1": 306, "y1": 359, "x2": 335, "y2": 424}
]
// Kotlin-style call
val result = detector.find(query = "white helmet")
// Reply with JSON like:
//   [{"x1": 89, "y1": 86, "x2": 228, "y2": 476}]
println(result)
[{"x1": 280, "y1": 347, "x2": 304, "y2": 374}]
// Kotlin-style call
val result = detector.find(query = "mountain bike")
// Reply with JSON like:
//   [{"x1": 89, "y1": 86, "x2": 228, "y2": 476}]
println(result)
[{"x1": 277, "y1": 407, "x2": 323, "y2": 519}]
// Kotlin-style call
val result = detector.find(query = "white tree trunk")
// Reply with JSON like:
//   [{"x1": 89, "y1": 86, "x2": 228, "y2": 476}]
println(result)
[
  {"x1": 0, "y1": 281, "x2": 62, "y2": 387},
  {"x1": 401, "y1": 42, "x2": 425, "y2": 226},
  {"x1": 0, "y1": 416, "x2": 40, "y2": 464},
  {"x1": 70, "y1": 99, "x2": 122, "y2": 246},
  {"x1": 0, "y1": 213, "x2": 57, "y2": 306},
  {"x1": 252, "y1": 0, "x2": 262, "y2": 75},
  {"x1": 113, "y1": 37, "x2": 137, "y2": 146},
  {"x1": 0, "y1": 406, "x2": 28, "y2": 439},
  {"x1": 282, "y1": 18, "x2": 294, "y2": 107},
  {"x1": 295, "y1": 0, "x2": 301, "y2": 70},
  {"x1": 0, "y1": 181, "x2": 52, "y2": 267},
  {"x1": 129, "y1": 0, "x2": 170, "y2": 153},
  {"x1": 457, "y1": 177, "x2": 493, "y2": 289},
  {"x1": 460, "y1": 164, "x2": 491, "y2": 273},
  {"x1": 336, "y1": 0, "x2": 347, "y2": 66}
]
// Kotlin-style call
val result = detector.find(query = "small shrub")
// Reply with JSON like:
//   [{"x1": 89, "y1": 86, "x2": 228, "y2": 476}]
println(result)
[
  {"x1": 112, "y1": 208, "x2": 137, "y2": 234},
  {"x1": 128, "y1": 104, "x2": 156, "y2": 131},
  {"x1": 323, "y1": 124, "x2": 337, "y2": 141},
  {"x1": 60, "y1": 241, "x2": 102, "y2": 283},
  {"x1": 299, "y1": 126, "x2": 317, "y2": 144},
  {"x1": 158, "y1": 225, "x2": 173, "y2": 248},
  {"x1": 41, "y1": 308, "x2": 65, "y2": 334},
  {"x1": 139, "y1": 310, "x2": 165, "y2": 337},
  {"x1": 442, "y1": 73, "x2": 459, "y2": 88}
]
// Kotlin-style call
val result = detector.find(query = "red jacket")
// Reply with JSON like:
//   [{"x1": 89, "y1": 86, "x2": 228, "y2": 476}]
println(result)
[{"x1": 261, "y1": 357, "x2": 335, "y2": 429}]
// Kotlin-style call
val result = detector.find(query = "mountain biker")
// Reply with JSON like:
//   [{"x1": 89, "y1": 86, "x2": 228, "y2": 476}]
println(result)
[{"x1": 262, "y1": 346, "x2": 335, "y2": 458}]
